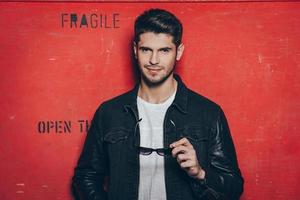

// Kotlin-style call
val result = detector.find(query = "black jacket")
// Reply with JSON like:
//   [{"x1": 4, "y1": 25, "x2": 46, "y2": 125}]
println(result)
[{"x1": 72, "y1": 75, "x2": 244, "y2": 200}]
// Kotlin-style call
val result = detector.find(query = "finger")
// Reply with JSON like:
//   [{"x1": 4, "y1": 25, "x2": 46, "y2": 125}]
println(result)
[
  {"x1": 171, "y1": 143, "x2": 196, "y2": 158},
  {"x1": 180, "y1": 160, "x2": 195, "y2": 168},
  {"x1": 171, "y1": 137, "x2": 189, "y2": 147},
  {"x1": 181, "y1": 162, "x2": 201, "y2": 178},
  {"x1": 176, "y1": 153, "x2": 189, "y2": 163},
  {"x1": 176, "y1": 151, "x2": 198, "y2": 165},
  {"x1": 170, "y1": 137, "x2": 191, "y2": 148},
  {"x1": 171, "y1": 145, "x2": 189, "y2": 157}
]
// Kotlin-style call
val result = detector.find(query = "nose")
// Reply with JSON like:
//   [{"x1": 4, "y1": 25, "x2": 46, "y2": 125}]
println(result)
[{"x1": 149, "y1": 52, "x2": 159, "y2": 65}]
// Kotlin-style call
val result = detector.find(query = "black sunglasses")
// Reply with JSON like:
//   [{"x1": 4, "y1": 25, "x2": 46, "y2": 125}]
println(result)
[
  {"x1": 137, "y1": 146, "x2": 173, "y2": 156},
  {"x1": 133, "y1": 118, "x2": 174, "y2": 157}
]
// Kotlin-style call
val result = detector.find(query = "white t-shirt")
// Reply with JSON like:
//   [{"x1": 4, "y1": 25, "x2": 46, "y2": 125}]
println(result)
[{"x1": 137, "y1": 91, "x2": 176, "y2": 200}]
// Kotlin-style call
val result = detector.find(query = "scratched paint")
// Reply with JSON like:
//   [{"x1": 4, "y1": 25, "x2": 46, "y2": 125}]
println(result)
[{"x1": 0, "y1": 1, "x2": 300, "y2": 200}]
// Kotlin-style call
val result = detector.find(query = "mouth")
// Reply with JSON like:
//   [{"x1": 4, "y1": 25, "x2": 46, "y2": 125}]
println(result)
[
  {"x1": 146, "y1": 68, "x2": 161, "y2": 76},
  {"x1": 145, "y1": 66, "x2": 162, "y2": 72},
  {"x1": 148, "y1": 68, "x2": 161, "y2": 71}
]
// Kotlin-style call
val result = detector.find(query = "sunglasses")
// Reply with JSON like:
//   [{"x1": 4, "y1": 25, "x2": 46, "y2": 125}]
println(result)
[
  {"x1": 137, "y1": 146, "x2": 173, "y2": 156},
  {"x1": 133, "y1": 118, "x2": 175, "y2": 157}
]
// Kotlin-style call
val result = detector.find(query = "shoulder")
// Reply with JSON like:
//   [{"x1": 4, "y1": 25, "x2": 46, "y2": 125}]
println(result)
[
  {"x1": 186, "y1": 88, "x2": 223, "y2": 115},
  {"x1": 175, "y1": 74, "x2": 222, "y2": 114},
  {"x1": 183, "y1": 88, "x2": 229, "y2": 128},
  {"x1": 95, "y1": 88, "x2": 135, "y2": 115}
]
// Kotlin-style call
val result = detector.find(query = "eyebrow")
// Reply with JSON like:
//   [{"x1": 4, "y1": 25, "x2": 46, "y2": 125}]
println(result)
[
  {"x1": 159, "y1": 47, "x2": 172, "y2": 51},
  {"x1": 139, "y1": 46, "x2": 172, "y2": 51},
  {"x1": 139, "y1": 46, "x2": 152, "y2": 50}
]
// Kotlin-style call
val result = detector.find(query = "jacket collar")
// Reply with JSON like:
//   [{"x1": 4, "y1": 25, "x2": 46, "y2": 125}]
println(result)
[
  {"x1": 172, "y1": 74, "x2": 188, "y2": 114},
  {"x1": 124, "y1": 74, "x2": 188, "y2": 115}
]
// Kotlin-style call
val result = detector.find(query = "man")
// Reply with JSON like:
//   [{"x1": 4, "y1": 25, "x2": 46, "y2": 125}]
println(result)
[{"x1": 72, "y1": 9, "x2": 244, "y2": 200}]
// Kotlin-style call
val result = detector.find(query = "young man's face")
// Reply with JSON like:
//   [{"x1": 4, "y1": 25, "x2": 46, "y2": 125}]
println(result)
[{"x1": 134, "y1": 32, "x2": 184, "y2": 86}]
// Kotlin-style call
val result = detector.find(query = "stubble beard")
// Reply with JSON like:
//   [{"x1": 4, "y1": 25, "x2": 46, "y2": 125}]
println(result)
[{"x1": 140, "y1": 65, "x2": 175, "y2": 88}]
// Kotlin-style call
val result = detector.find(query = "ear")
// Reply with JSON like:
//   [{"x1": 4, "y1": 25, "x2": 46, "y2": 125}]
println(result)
[
  {"x1": 133, "y1": 42, "x2": 137, "y2": 59},
  {"x1": 176, "y1": 43, "x2": 185, "y2": 61}
]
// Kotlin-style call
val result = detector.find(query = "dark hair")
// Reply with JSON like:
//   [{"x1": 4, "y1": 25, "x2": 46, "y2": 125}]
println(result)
[{"x1": 134, "y1": 9, "x2": 183, "y2": 47}]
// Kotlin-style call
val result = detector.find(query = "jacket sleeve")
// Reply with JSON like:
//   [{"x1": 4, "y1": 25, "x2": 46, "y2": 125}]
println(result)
[
  {"x1": 72, "y1": 106, "x2": 109, "y2": 200},
  {"x1": 190, "y1": 106, "x2": 244, "y2": 200}
]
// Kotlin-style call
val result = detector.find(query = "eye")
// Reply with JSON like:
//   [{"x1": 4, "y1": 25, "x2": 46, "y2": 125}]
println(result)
[
  {"x1": 139, "y1": 47, "x2": 151, "y2": 53},
  {"x1": 160, "y1": 48, "x2": 171, "y2": 53}
]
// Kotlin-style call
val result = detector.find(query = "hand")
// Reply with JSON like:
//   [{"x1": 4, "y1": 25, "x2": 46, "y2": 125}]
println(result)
[{"x1": 170, "y1": 137, "x2": 205, "y2": 180}]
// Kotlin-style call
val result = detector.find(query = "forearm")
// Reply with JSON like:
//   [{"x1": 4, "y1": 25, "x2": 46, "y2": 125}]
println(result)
[
  {"x1": 189, "y1": 107, "x2": 244, "y2": 199},
  {"x1": 189, "y1": 167, "x2": 244, "y2": 200}
]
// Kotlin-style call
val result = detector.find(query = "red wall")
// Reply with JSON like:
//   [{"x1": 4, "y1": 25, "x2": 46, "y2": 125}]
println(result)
[{"x1": 1, "y1": 1, "x2": 299, "y2": 199}]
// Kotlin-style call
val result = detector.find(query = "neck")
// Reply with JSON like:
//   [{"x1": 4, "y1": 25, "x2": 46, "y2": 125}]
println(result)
[{"x1": 138, "y1": 75, "x2": 177, "y2": 104}]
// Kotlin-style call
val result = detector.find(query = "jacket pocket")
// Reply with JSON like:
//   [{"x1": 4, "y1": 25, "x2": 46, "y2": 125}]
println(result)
[
  {"x1": 181, "y1": 125, "x2": 209, "y2": 167},
  {"x1": 103, "y1": 128, "x2": 131, "y2": 169},
  {"x1": 103, "y1": 128, "x2": 131, "y2": 198},
  {"x1": 181, "y1": 125, "x2": 208, "y2": 142},
  {"x1": 103, "y1": 128, "x2": 129, "y2": 143}
]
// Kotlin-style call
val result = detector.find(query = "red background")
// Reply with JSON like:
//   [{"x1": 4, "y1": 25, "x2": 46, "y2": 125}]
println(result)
[{"x1": 1, "y1": 1, "x2": 300, "y2": 199}]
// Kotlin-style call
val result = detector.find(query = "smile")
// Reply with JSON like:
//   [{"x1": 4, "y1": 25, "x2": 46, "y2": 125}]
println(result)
[
  {"x1": 145, "y1": 66, "x2": 162, "y2": 71},
  {"x1": 147, "y1": 68, "x2": 162, "y2": 75}
]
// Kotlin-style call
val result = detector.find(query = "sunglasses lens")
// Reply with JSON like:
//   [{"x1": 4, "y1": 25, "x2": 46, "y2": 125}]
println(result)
[
  {"x1": 139, "y1": 147, "x2": 153, "y2": 155},
  {"x1": 157, "y1": 148, "x2": 171, "y2": 156},
  {"x1": 156, "y1": 149, "x2": 165, "y2": 156},
  {"x1": 137, "y1": 146, "x2": 172, "y2": 156}
]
